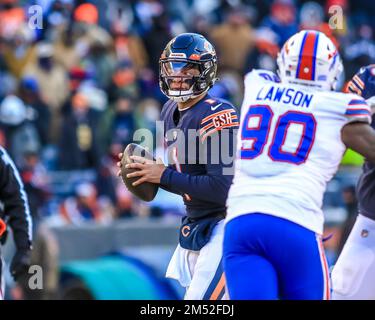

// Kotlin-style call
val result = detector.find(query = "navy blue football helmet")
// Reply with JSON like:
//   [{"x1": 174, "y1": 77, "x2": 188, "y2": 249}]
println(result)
[
  {"x1": 159, "y1": 33, "x2": 218, "y2": 102},
  {"x1": 347, "y1": 65, "x2": 375, "y2": 107}
]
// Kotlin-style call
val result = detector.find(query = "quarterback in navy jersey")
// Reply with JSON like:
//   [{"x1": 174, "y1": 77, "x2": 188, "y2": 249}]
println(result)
[
  {"x1": 332, "y1": 65, "x2": 375, "y2": 300},
  {"x1": 160, "y1": 93, "x2": 238, "y2": 218},
  {"x1": 120, "y1": 33, "x2": 239, "y2": 299}
]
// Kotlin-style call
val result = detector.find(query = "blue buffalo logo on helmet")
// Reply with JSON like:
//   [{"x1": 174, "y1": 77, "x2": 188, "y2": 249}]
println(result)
[{"x1": 159, "y1": 33, "x2": 218, "y2": 103}]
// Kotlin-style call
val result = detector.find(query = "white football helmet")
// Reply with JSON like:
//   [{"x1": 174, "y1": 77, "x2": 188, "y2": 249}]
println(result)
[{"x1": 277, "y1": 30, "x2": 343, "y2": 91}]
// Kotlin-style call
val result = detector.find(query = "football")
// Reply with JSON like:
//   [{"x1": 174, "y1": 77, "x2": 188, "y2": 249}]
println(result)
[{"x1": 120, "y1": 143, "x2": 159, "y2": 202}]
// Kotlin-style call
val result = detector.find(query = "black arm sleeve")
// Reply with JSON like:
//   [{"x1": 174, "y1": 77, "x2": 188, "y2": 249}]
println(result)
[{"x1": 0, "y1": 148, "x2": 32, "y2": 250}]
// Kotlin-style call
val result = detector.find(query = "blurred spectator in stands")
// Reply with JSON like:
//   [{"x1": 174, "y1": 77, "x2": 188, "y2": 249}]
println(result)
[
  {"x1": 109, "y1": 95, "x2": 135, "y2": 146},
  {"x1": 110, "y1": 1, "x2": 148, "y2": 75},
  {"x1": 261, "y1": 0, "x2": 298, "y2": 48},
  {"x1": 142, "y1": 11, "x2": 172, "y2": 78},
  {"x1": 59, "y1": 64, "x2": 94, "y2": 117},
  {"x1": 59, "y1": 182, "x2": 114, "y2": 225},
  {"x1": 0, "y1": 94, "x2": 41, "y2": 166},
  {"x1": 0, "y1": 0, "x2": 26, "y2": 41},
  {"x1": 343, "y1": 24, "x2": 375, "y2": 81},
  {"x1": 108, "y1": 60, "x2": 139, "y2": 103},
  {"x1": 23, "y1": 42, "x2": 69, "y2": 142},
  {"x1": 84, "y1": 38, "x2": 116, "y2": 91},
  {"x1": 116, "y1": 182, "x2": 139, "y2": 218},
  {"x1": 337, "y1": 185, "x2": 358, "y2": 255},
  {"x1": 299, "y1": 1, "x2": 339, "y2": 49},
  {"x1": 113, "y1": 33, "x2": 148, "y2": 77},
  {"x1": 99, "y1": 92, "x2": 136, "y2": 155},
  {"x1": 3, "y1": 24, "x2": 36, "y2": 78},
  {"x1": 139, "y1": 66, "x2": 167, "y2": 103},
  {"x1": 0, "y1": 72, "x2": 17, "y2": 101},
  {"x1": 79, "y1": 83, "x2": 108, "y2": 113},
  {"x1": 135, "y1": 98, "x2": 161, "y2": 150},
  {"x1": 67, "y1": 64, "x2": 93, "y2": 92},
  {"x1": 18, "y1": 76, "x2": 51, "y2": 147},
  {"x1": 72, "y1": 2, "x2": 113, "y2": 60},
  {"x1": 190, "y1": 14, "x2": 211, "y2": 38},
  {"x1": 97, "y1": 140, "x2": 135, "y2": 219},
  {"x1": 58, "y1": 87, "x2": 102, "y2": 170},
  {"x1": 167, "y1": 0, "x2": 190, "y2": 30},
  {"x1": 133, "y1": 0, "x2": 165, "y2": 36},
  {"x1": 210, "y1": 5, "x2": 256, "y2": 75},
  {"x1": 246, "y1": 27, "x2": 279, "y2": 73},
  {"x1": 53, "y1": 26, "x2": 81, "y2": 70},
  {"x1": 43, "y1": 0, "x2": 74, "y2": 41},
  {"x1": 299, "y1": 2, "x2": 324, "y2": 30},
  {"x1": 20, "y1": 150, "x2": 50, "y2": 227}
]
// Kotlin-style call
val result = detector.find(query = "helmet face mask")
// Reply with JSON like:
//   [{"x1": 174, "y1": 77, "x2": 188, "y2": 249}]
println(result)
[
  {"x1": 159, "y1": 33, "x2": 218, "y2": 102},
  {"x1": 160, "y1": 59, "x2": 201, "y2": 102}
]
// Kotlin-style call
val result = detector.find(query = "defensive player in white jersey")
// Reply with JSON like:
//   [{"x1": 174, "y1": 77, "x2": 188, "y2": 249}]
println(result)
[{"x1": 223, "y1": 30, "x2": 375, "y2": 300}]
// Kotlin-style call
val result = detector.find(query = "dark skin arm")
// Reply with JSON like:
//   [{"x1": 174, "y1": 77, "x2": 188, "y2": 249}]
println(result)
[{"x1": 342, "y1": 122, "x2": 375, "y2": 163}]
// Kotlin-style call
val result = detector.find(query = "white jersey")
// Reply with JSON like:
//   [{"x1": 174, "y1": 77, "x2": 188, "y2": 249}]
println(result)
[{"x1": 226, "y1": 69, "x2": 371, "y2": 234}]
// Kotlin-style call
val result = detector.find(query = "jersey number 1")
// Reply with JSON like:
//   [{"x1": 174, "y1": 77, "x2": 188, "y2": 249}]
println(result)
[{"x1": 240, "y1": 105, "x2": 317, "y2": 165}]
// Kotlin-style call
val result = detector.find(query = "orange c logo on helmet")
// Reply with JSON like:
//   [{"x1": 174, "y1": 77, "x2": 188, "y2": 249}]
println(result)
[
  {"x1": 181, "y1": 225, "x2": 191, "y2": 237},
  {"x1": 189, "y1": 54, "x2": 200, "y2": 60}
]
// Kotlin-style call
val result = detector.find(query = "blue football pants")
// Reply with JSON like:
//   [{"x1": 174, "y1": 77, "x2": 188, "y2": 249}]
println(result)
[{"x1": 223, "y1": 213, "x2": 331, "y2": 300}]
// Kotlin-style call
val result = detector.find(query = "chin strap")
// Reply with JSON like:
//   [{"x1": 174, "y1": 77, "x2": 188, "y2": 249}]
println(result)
[{"x1": 170, "y1": 95, "x2": 191, "y2": 103}]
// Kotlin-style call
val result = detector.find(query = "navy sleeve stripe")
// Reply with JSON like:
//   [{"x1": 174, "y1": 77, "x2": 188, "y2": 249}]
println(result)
[
  {"x1": 201, "y1": 108, "x2": 237, "y2": 125},
  {"x1": 353, "y1": 75, "x2": 365, "y2": 89},
  {"x1": 347, "y1": 81, "x2": 362, "y2": 95},
  {"x1": 201, "y1": 122, "x2": 239, "y2": 142}
]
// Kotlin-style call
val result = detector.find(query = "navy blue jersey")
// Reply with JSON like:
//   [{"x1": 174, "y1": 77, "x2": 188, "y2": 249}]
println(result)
[
  {"x1": 347, "y1": 65, "x2": 375, "y2": 220},
  {"x1": 357, "y1": 114, "x2": 375, "y2": 220},
  {"x1": 160, "y1": 94, "x2": 239, "y2": 219}
]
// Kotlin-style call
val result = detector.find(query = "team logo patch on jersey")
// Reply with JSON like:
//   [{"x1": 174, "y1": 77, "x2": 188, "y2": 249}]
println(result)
[
  {"x1": 212, "y1": 111, "x2": 233, "y2": 127},
  {"x1": 181, "y1": 225, "x2": 191, "y2": 237},
  {"x1": 200, "y1": 109, "x2": 239, "y2": 142}
]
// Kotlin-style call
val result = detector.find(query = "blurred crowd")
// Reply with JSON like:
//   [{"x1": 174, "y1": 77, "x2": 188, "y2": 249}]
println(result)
[{"x1": 0, "y1": 0, "x2": 373, "y2": 229}]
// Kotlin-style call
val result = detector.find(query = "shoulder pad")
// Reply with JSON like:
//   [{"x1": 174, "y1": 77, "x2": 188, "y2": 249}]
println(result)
[
  {"x1": 344, "y1": 94, "x2": 371, "y2": 124},
  {"x1": 245, "y1": 69, "x2": 281, "y2": 85}
]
